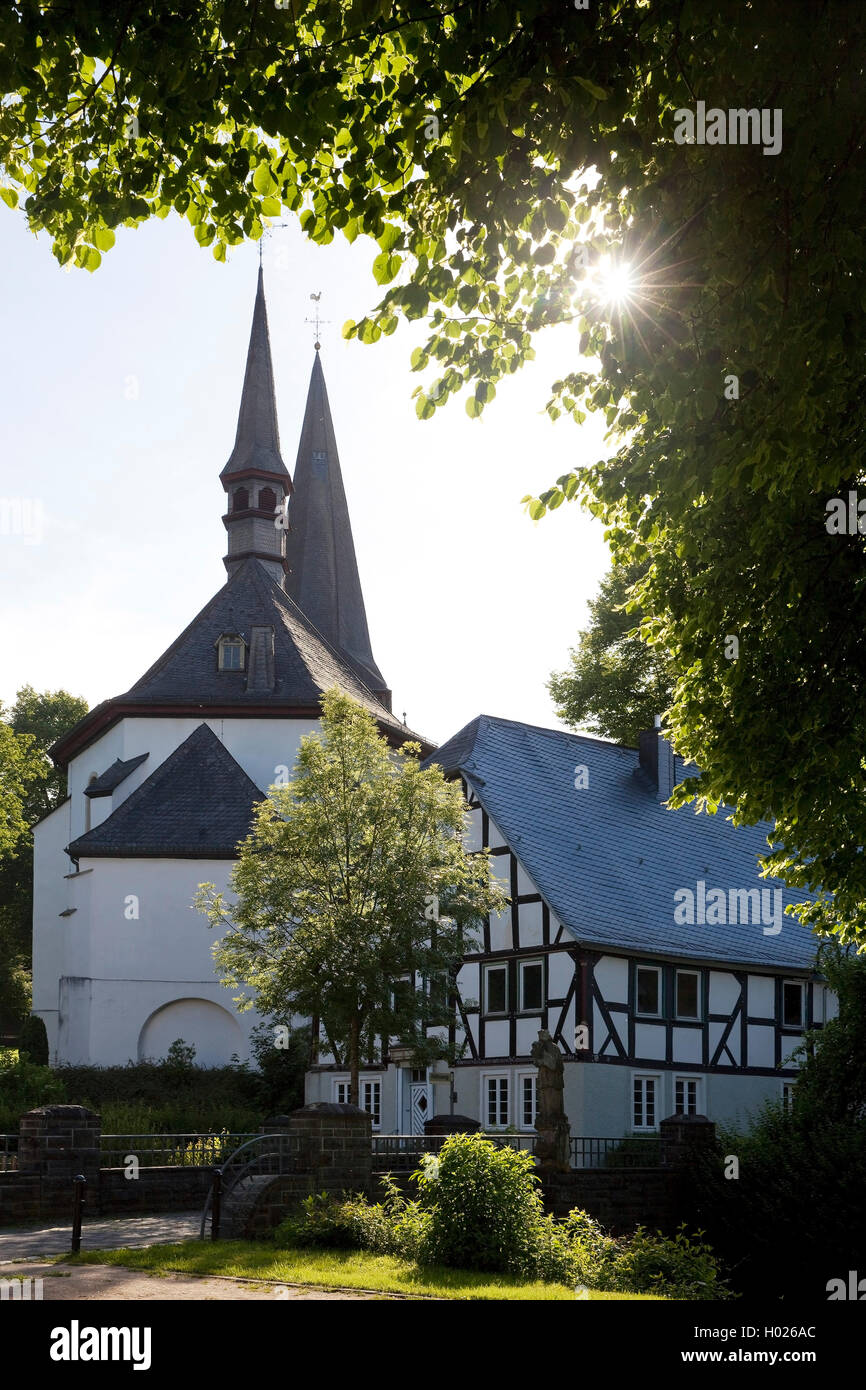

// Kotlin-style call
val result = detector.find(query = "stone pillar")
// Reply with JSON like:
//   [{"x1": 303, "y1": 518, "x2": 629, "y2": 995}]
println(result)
[
  {"x1": 18, "y1": 1104, "x2": 101, "y2": 1181},
  {"x1": 659, "y1": 1113, "x2": 716, "y2": 1167},
  {"x1": 287, "y1": 1102, "x2": 372, "y2": 1197},
  {"x1": 18, "y1": 1104, "x2": 101, "y2": 1215}
]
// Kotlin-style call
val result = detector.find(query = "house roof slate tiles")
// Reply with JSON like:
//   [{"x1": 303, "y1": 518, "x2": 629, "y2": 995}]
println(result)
[{"x1": 427, "y1": 714, "x2": 820, "y2": 972}]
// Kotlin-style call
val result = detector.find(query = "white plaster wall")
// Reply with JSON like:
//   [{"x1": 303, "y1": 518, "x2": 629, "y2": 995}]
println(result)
[
  {"x1": 709, "y1": 971, "x2": 740, "y2": 1014},
  {"x1": 595, "y1": 955, "x2": 629, "y2": 1004},
  {"x1": 519, "y1": 900, "x2": 543, "y2": 947},
  {"x1": 31, "y1": 797, "x2": 74, "y2": 1060},
  {"x1": 80, "y1": 856, "x2": 235, "y2": 982},
  {"x1": 748, "y1": 974, "x2": 775, "y2": 1018}
]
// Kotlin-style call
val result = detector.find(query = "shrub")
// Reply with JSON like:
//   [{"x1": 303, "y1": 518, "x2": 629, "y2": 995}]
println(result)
[
  {"x1": 18, "y1": 1014, "x2": 49, "y2": 1066},
  {"x1": 688, "y1": 1103, "x2": 866, "y2": 1299},
  {"x1": 564, "y1": 1209, "x2": 733, "y2": 1300},
  {"x1": 0, "y1": 1050, "x2": 64, "y2": 1126},
  {"x1": 274, "y1": 1178, "x2": 430, "y2": 1260},
  {"x1": 413, "y1": 1134, "x2": 548, "y2": 1277}
]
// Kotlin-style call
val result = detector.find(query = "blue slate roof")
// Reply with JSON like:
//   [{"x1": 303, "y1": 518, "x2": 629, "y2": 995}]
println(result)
[
  {"x1": 67, "y1": 724, "x2": 263, "y2": 859},
  {"x1": 84, "y1": 753, "x2": 149, "y2": 798},
  {"x1": 427, "y1": 715, "x2": 821, "y2": 972}
]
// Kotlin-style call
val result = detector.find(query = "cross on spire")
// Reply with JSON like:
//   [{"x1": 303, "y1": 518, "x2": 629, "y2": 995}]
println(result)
[{"x1": 305, "y1": 292, "x2": 331, "y2": 351}]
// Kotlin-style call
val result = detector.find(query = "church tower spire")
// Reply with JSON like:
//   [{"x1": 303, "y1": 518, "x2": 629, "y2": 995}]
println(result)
[
  {"x1": 220, "y1": 268, "x2": 291, "y2": 587},
  {"x1": 285, "y1": 352, "x2": 390, "y2": 707}
]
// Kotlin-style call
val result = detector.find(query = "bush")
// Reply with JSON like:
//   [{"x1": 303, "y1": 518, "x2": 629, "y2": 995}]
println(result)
[
  {"x1": 413, "y1": 1134, "x2": 548, "y2": 1277},
  {"x1": 564, "y1": 1209, "x2": 733, "y2": 1300},
  {"x1": 18, "y1": 1014, "x2": 49, "y2": 1066},
  {"x1": 688, "y1": 1102, "x2": 866, "y2": 1299},
  {"x1": 0, "y1": 1050, "x2": 64, "y2": 1126},
  {"x1": 274, "y1": 1178, "x2": 431, "y2": 1260}
]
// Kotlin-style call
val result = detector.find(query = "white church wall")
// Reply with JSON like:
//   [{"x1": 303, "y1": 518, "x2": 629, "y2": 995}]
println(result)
[
  {"x1": 81, "y1": 857, "x2": 235, "y2": 981},
  {"x1": 67, "y1": 725, "x2": 124, "y2": 838},
  {"x1": 47, "y1": 856, "x2": 264, "y2": 1066},
  {"x1": 31, "y1": 797, "x2": 74, "y2": 1061}
]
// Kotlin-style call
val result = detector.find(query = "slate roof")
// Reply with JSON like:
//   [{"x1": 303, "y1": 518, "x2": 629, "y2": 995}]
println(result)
[
  {"x1": 84, "y1": 753, "x2": 149, "y2": 798},
  {"x1": 284, "y1": 353, "x2": 387, "y2": 697},
  {"x1": 220, "y1": 267, "x2": 290, "y2": 484},
  {"x1": 426, "y1": 715, "x2": 821, "y2": 972},
  {"x1": 53, "y1": 558, "x2": 422, "y2": 763},
  {"x1": 67, "y1": 724, "x2": 263, "y2": 858}
]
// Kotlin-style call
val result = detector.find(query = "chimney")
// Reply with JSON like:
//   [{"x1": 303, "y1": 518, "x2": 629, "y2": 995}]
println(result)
[
  {"x1": 246, "y1": 625, "x2": 275, "y2": 693},
  {"x1": 638, "y1": 715, "x2": 675, "y2": 802}
]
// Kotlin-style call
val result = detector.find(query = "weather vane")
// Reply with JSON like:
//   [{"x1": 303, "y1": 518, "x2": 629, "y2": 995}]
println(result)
[{"x1": 306, "y1": 292, "x2": 332, "y2": 351}]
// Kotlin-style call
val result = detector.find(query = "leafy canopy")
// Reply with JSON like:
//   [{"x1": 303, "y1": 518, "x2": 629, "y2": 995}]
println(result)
[
  {"x1": 196, "y1": 688, "x2": 504, "y2": 1098},
  {"x1": 549, "y1": 562, "x2": 673, "y2": 747}
]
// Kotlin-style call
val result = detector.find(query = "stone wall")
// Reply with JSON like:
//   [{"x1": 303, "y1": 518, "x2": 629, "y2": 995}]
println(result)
[{"x1": 541, "y1": 1168, "x2": 675, "y2": 1232}]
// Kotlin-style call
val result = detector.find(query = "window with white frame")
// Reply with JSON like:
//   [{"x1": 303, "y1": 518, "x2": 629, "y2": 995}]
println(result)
[
  {"x1": 217, "y1": 634, "x2": 245, "y2": 671},
  {"x1": 674, "y1": 1075, "x2": 703, "y2": 1116},
  {"x1": 632, "y1": 1073, "x2": 660, "y2": 1131},
  {"x1": 333, "y1": 1078, "x2": 381, "y2": 1129},
  {"x1": 519, "y1": 1073, "x2": 538, "y2": 1130},
  {"x1": 636, "y1": 965, "x2": 662, "y2": 1017},
  {"x1": 483, "y1": 1074, "x2": 509, "y2": 1128},
  {"x1": 518, "y1": 958, "x2": 544, "y2": 1012},
  {"x1": 782, "y1": 980, "x2": 804, "y2": 1028},
  {"x1": 675, "y1": 969, "x2": 701, "y2": 1020},
  {"x1": 362, "y1": 1080, "x2": 381, "y2": 1129},
  {"x1": 484, "y1": 962, "x2": 508, "y2": 1014}
]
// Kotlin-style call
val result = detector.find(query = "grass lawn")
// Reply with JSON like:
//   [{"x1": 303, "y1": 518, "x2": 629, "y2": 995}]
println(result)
[{"x1": 64, "y1": 1241, "x2": 664, "y2": 1301}]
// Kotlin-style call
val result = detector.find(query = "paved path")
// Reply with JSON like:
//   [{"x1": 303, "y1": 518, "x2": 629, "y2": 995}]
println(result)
[
  {"x1": 0, "y1": 1261, "x2": 384, "y2": 1301},
  {"x1": 0, "y1": 1210, "x2": 200, "y2": 1262}
]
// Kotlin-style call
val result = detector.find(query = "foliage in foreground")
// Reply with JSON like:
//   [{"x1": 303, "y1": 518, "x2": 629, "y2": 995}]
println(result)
[{"x1": 274, "y1": 1133, "x2": 731, "y2": 1300}]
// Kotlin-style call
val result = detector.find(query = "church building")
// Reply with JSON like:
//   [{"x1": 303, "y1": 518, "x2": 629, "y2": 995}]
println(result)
[
  {"x1": 32, "y1": 274, "x2": 830, "y2": 1145},
  {"x1": 32, "y1": 270, "x2": 425, "y2": 1068}
]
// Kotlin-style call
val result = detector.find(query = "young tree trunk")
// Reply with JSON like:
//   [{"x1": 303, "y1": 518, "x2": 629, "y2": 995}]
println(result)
[{"x1": 349, "y1": 1014, "x2": 360, "y2": 1107}]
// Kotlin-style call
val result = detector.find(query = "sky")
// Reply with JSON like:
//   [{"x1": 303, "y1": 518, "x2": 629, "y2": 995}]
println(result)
[{"x1": 0, "y1": 206, "x2": 611, "y2": 746}]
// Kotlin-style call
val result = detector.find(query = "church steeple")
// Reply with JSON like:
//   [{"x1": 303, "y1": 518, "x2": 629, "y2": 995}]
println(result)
[
  {"x1": 221, "y1": 269, "x2": 291, "y2": 587},
  {"x1": 285, "y1": 352, "x2": 390, "y2": 707}
]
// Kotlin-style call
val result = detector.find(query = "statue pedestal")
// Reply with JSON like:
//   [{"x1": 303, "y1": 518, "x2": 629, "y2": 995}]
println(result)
[{"x1": 533, "y1": 1118, "x2": 571, "y2": 1173}]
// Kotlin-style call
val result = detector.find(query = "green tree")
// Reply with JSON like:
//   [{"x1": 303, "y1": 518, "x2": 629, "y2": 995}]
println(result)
[
  {"x1": 0, "y1": 688, "x2": 88, "y2": 1035},
  {"x1": 10, "y1": 685, "x2": 89, "y2": 821},
  {"x1": 196, "y1": 689, "x2": 504, "y2": 1104},
  {"x1": 791, "y1": 945, "x2": 866, "y2": 1128},
  {"x1": 549, "y1": 563, "x2": 673, "y2": 747}
]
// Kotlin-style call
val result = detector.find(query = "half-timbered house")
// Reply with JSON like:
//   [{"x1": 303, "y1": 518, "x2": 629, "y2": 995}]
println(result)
[{"x1": 307, "y1": 715, "x2": 830, "y2": 1138}]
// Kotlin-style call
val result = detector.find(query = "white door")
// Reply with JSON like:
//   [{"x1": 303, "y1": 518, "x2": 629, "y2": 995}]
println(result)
[{"x1": 409, "y1": 1081, "x2": 432, "y2": 1134}]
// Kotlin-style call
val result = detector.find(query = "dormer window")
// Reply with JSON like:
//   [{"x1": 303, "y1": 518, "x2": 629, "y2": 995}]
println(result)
[{"x1": 216, "y1": 633, "x2": 245, "y2": 671}]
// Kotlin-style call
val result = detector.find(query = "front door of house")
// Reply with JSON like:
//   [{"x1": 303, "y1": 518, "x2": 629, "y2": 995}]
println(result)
[{"x1": 409, "y1": 1071, "x2": 432, "y2": 1134}]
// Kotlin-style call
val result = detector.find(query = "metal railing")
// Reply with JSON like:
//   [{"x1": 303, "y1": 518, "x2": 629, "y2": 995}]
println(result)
[
  {"x1": 371, "y1": 1132, "x2": 536, "y2": 1170},
  {"x1": 0, "y1": 1135, "x2": 17, "y2": 1172},
  {"x1": 570, "y1": 1136, "x2": 662, "y2": 1169},
  {"x1": 100, "y1": 1132, "x2": 257, "y2": 1169}
]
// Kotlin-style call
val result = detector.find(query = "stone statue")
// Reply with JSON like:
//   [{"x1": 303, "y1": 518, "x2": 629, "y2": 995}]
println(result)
[{"x1": 530, "y1": 1029, "x2": 571, "y2": 1171}]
